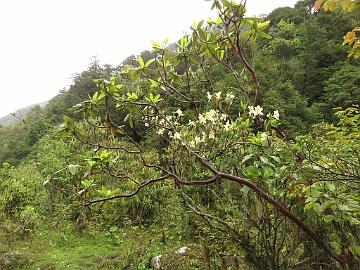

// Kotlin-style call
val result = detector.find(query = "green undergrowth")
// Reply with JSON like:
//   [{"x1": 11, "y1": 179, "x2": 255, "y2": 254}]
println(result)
[{"x1": 0, "y1": 221, "x2": 195, "y2": 270}]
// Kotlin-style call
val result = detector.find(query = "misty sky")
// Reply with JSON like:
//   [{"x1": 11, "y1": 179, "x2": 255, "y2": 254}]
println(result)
[{"x1": 0, "y1": 0, "x2": 298, "y2": 117}]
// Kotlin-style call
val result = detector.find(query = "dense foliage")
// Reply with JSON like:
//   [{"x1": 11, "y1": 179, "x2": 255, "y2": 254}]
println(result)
[{"x1": 0, "y1": 1, "x2": 359, "y2": 269}]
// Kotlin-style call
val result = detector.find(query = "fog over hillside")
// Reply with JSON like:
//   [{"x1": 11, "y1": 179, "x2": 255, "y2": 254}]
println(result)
[{"x1": 0, "y1": 101, "x2": 48, "y2": 126}]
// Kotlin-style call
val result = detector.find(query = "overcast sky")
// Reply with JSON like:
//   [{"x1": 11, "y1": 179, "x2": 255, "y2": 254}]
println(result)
[{"x1": 0, "y1": 0, "x2": 298, "y2": 117}]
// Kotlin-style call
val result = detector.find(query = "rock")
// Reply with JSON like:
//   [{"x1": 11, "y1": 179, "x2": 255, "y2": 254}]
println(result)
[
  {"x1": 150, "y1": 255, "x2": 162, "y2": 269},
  {"x1": 175, "y1": 247, "x2": 189, "y2": 255}
]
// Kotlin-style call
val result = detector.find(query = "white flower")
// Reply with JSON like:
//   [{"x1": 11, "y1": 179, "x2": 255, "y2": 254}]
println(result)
[
  {"x1": 201, "y1": 132, "x2": 207, "y2": 142},
  {"x1": 215, "y1": 91, "x2": 222, "y2": 100},
  {"x1": 189, "y1": 140, "x2": 195, "y2": 148},
  {"x1": 157, "y1": 128, "x2": 164, "y2": 135},
  {"x1": 173, "y1": 132, "x2": 181, "y2": 140},
  {"x1": 224, "y1": 121, "x2": 232, "y2": 132},
  {"x1": 144, "y1": 122, "x2": 149, "y2": 127},
  {"x1": 199, "y1": 114, "x2": 206, "y2": 124},
  {"x1": 205, "y1": 109, "x2": 217, "y2": 122},
  {"x1": 194, "y1": 136, "x2": 202, "y2": 144},
  {"x1": 254, "y1": 106, "x2": 264, "y2": 116},
  {"x1": 248, "y1": 106, "x2": 255, "y2": 116},
  {"x1": 273, "y1": 110, "x2": 279, "y2": 120},
  {"x1": 207, "y1": 92, "x2": 213, "y2": 100},
  {"x1": 225, "y1": 92, "x2": 235, "y2": 101},
  {"x1": 159, "y1": 119, "x2": 165, "y2": 125},
  {"x1": 188, "y1": 120, "x2": 196, "y2": 127},
  {"x1": 175, "y1": 109, "x2": 183, "y2": 117},
  {"x1": 248, "y1": 105, "x2": 263, "y2": 117},
  {"x1": 208, "y1": 131, "x2": 215, "y2": 139},
  {"x1": 220, "y1": 113, "x2": 227, "y2": 121}
]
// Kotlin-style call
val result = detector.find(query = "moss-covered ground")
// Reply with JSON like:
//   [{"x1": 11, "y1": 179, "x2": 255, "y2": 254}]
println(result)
[{"x1": 0, "y1": 221, "x2": 208, "y2": 270}]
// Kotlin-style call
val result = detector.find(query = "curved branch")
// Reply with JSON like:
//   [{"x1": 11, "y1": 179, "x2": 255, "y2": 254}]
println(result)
[
  {"x1": 219, "y1": 172, "x2": 344, "y2": 264},
  {"x1": 85, "y1": 174, "x2": 170, "y2": 205}
]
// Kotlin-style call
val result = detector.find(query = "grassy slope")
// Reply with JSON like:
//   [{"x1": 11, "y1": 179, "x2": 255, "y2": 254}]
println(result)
[{"x1": 1, "y1": 222, "x2": 205, "y2": 270}]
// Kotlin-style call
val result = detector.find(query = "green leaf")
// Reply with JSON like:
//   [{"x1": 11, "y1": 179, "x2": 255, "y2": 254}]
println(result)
[
  {"x1": 259, "y1": 32, "x2": 272, "y2": 39},
  {"x1": 304, "y1": 201, "x2": 315, "y2": 212},
  {"x1": 81, "y1": 179, "x2": 95, "y2": 188},
  {"x1": 349, "y1": 245, "x2": 360, "y2": 256},
  {"x1": 145, "y1": 59, "x2": 154, "y2": 68},
  {"x1": 138, "y1": 56, "x2": 144, "y2": 67},
  {"x1": 242, "y1": 154, "x2": 253, "y2": 164},
  {"x1": 244, "y1": 166, "x2": 260, "y2": 179},
  {"x1": 263, "y1": 167, "x2": 274, "y2": 178},
  {"x1": 258, "y1": 21, "x2": 270, "y2": 31},
  {"x1": 259, "y1": 156, "x2": 269, "y2": 165},
  {"x1": 68, "y1": 164, "x2": 80, "y2": 176},
  {"x1": 63, "y1": 115, "x2": 74, "y2": 124},
  {"x1": 270, "y1": 156, "x2": 280, "y2": 163},
  {"x1": 324, "y1": 215, "x2": 335, "y2": 223}
]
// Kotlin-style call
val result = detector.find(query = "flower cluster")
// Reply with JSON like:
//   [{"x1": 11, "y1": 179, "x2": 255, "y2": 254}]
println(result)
[
  {"x1": 248, "y1": 105, "x2": 263, "y2": 117},
  {"x1": 225, "y1": 92, "x2": 235, "y2": 102},
  {"x1": 207, "y1": 91, "x2": 235, "y2": 102},
  {"x1": 147, "y1": 108, "x2": 186, "y2": 136},
  {"x1": 185, "y1": 109, "x2": 237, "y2": 148},
  {"x1": 147, "y1": 103, "x2": 279, "y2": 153},
  {"x1": 248, "y1": 106, "x2": 280, "y2": 120}
]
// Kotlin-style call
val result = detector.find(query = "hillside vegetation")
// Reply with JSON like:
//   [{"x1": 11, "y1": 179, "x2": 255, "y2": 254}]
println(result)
[
  {"x1": 0, "y1": 1, "x2": 359, "y2": 269},
  {"x1": 0, "y1": 102, "x2": 48, "y2": 127}
]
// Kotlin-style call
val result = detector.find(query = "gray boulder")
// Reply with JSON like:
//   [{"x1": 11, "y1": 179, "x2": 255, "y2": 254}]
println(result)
[{"x1": 150, "y1": 255, "x2": 162, "y2": 269}]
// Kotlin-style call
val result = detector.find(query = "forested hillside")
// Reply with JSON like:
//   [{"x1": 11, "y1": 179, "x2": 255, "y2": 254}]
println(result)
[
  {"x1": 0, "y1": 0, "x2": 359, "y2": 269},
  {"x1": 0, "y1": 102, "x2": 48, "y2": 127}
]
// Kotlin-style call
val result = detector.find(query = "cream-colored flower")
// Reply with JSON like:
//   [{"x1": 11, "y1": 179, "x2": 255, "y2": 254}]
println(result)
[
  {"x1": 224, "y1": 121, "x2": 232, "y2": 132},
  {"x1": 175, "y1": 109, "x2": 183, "y2": 117},
  {"x1": 188, "y1": 120, "x2": 195, "y2": 127},
  {"x1": 225, "y1": 92, "x2": 235, "y2": 101},
  {"x1": 207, "y1": 92, "x2": 213, "y2": 100},
  {"x1": 208, "y1": 131, "x2": 215, "y2": 139},
  {"x1": 273, "y1": 110, "x2": 279, "y2": 120},
  {"x1": 173, "y1": 132, "x2": 181, "y2": 140},
  {"x1": 215, "y1": 91, "x2": 222, "y2": 100},
  {"x1": 248, "y1": 105, "x2": 263, "y2": 116},
  {"x1": 254, "y1": 106, "x2": 264, "y2": 116},
  {"x1": 157, "y1": 128, "x2": 164, "y2": 135},
  {"x1": 248, "y1": 106, "x2": 255, "y2": 116},
  {"x1": 194, "y1": 136, "x2": 202, "y2": 144},
  {"x1": 199, "y1": 114, "x2": 206, "y2": 124},
  {"x1": 206, "y1": 109, "x2": 217, "y2": 122}
]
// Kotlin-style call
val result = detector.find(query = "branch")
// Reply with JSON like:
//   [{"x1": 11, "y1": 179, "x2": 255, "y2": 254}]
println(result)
[
  {"x1": 219, "y1": 172, "x2": 344, "y2": 264},
  {"x1": 85, "y1": 174, "x2": 170, "y2": 205}
]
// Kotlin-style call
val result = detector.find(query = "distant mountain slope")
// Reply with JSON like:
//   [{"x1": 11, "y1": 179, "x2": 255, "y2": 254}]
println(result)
[{"x1": 0, "y1": 101, "x2": 48, "y2": 126}]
